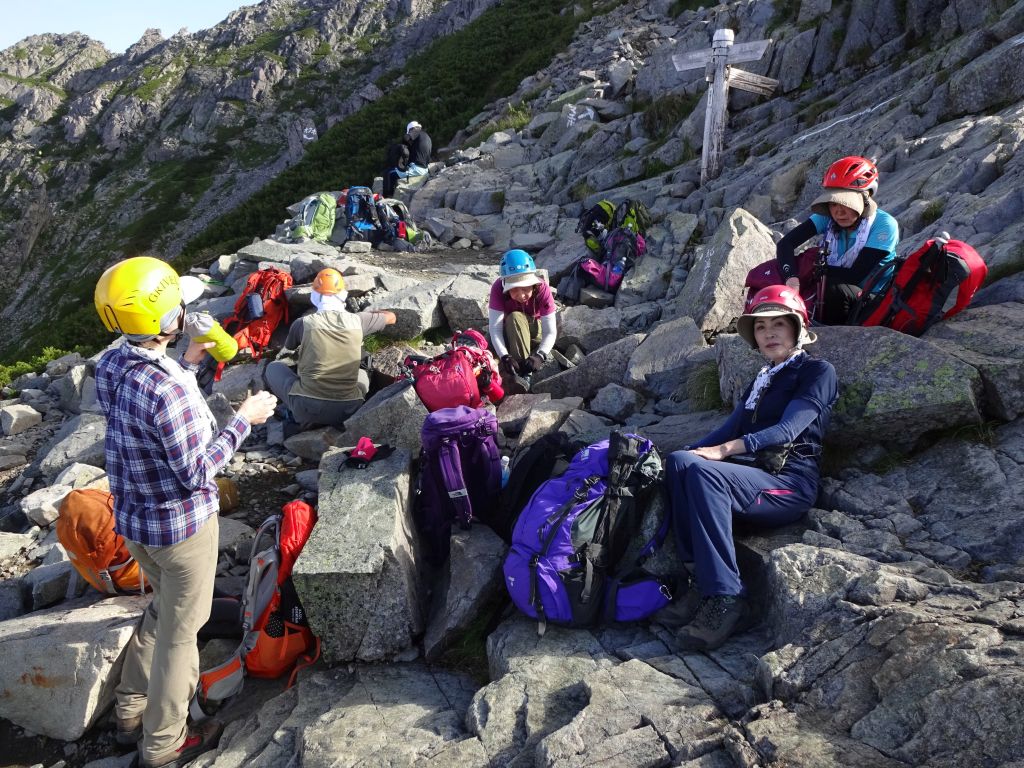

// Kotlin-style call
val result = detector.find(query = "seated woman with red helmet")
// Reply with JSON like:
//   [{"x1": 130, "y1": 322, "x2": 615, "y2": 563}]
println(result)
[
  {"x1": 655, "y1": 287, "x2": 838, "y2": 650},
  {"x1": 776, "y1": 156, "x2": 900, "y2": 325}
]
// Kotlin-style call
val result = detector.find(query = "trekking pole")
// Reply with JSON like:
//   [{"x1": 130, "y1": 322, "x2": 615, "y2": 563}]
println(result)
[{"x1": 813, "y1": 242, "x2": 829, "y2": 324}]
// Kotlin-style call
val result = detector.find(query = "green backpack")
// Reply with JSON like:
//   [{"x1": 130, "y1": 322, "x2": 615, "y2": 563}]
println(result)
[
  {"x1": 576, "y1": 199, "x2": 616, "y2": 255},
  {"x1": 609, "y1": 199, "x2": 652, "y2": 237},
  {"x1": 295, "y1": 192, "x2": 337, "y2": 242}
]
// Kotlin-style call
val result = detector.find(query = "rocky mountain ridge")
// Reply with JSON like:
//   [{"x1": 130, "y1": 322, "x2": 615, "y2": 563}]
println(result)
[
  {"x1": 0, "y1": 0, "x2": 503, "y2": 361},
  {"x1": 1, "y1": 0, "x2": 1024, "y2": 766}
]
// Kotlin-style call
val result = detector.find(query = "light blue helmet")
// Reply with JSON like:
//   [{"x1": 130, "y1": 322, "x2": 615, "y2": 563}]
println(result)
[{"x1": 499, "y1": 249, "x2": 536, "y2": 278}]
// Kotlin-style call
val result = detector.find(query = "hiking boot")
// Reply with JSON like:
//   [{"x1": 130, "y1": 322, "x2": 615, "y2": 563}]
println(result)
[
  {"x1": 652, "y1": 583, "x2": 701, "y2": 629},
  {"x1": 140, "y1": 720, "x2": 223, "y2": 768},
  {"x1": 675, "y1": 595, "x2": 753, "y2": 652},
  {"x1": 113, "y1": 713, "x2": 142, "y2": 746}
]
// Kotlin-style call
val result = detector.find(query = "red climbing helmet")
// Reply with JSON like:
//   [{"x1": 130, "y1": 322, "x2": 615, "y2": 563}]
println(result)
[
  {"x1": 822, "y1": 155, "x2": 879, "y2": 195},
  {"x1": 737, "y1": 285, "x2": 816, "y2": 349}
]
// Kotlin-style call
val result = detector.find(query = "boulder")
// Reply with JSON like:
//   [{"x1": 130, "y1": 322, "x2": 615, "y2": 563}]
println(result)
[
  {"x1": 54, "y1": 463, "x2": 107, "y2": 489},
  {"x1": 212, "y1": 362, "x2": 262, "y2": 403},
  {"x1": 51, "y1": 364, "x2": 91, "y2": 414},
  {"x1": 819, "y1": 417, "x2": 1024, "y2": 569},
  {"x1": 292, "y1": 448, "x2": 423, "y2": 663},
  {"x1": 0, "y1": 579, "x2": 21, "y2": 620},
  {"x1": 20, "y1": 484, "x2": 73, "y2": 527},
  {"x1": 282, "y1": 426, "x2": 342, "y2": 462},
  {"x1": 923, "y1": 302, "x2": 1024, "y2": 420},
  {"x1": 557, "y1": 305, "x2": 624, "y2": 352},
  {"x1": 518, "y1": 397, "x2": 584, "y2": 447},
  {"x1": 22, "y1": 560, "x2": 75, "y2": 611},
  {"x1": 497, "y1": 393, "x2": 551, "y2": 436},
  {"x1": 637, "y1": 411, "x2": 725, "y2": 455},
  {"x1": 533, "y1": 334, "x2": 644, "y2": 400},
  {"x1": 817, "y1": 326, "x2": 983, "y2": 448},
  {"x1": 0, "y1": 594, "x2": 146, "y2": 741},
  {"x1": 466, "y1": 619, "x2": 616, "y2": 765},
  {"x1": 536, "y1": 659, "x2": 734, "y2": 768},
  {"x1": 624, "y1": 316, "x2": 709, "y2": 397},
  {"x1": 37, "y1": 413, "x2": 107, "y2": 478},
  {"x1": 579, "y1": 285, "x2": 616, "y2": 309},
  {"x1": 760, "y1": 544, "x2": 1024, "y2": 766},
  {"x1": 663, "y1": 208, "x2": 776, "y2": 333},
  {"x1": 589, "y1": 383, "x2": 644, "y2": 422},
  {"x1": 366, "y1": 277, "x2": 456, "y2": 338},
  {"x1": 423, "y1": 525, "x2": 507, "y2": 662},
  {"x1": 438, "y1": 274, "x2": 493, "y2": 333},
  {"x1": 236, "y1": 239, "x2": 302, "y2": 264},
  {"x1": 0, "y1": 531, "x2": 34, "y2": 561},
  {"x1": 1, "y1": 403, "x2": 42, "y2": 436},
  {"x1": 201, "y1": 665, "x2": 485, "y2": 766},
  {"x1": 341, "y1": 380, "x2": 429, "y2": 452}
]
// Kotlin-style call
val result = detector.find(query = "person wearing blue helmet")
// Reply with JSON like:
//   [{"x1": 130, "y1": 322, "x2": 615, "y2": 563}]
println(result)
[{"x1": 488, "y1": 249, "x2": 558, "y2": 393}]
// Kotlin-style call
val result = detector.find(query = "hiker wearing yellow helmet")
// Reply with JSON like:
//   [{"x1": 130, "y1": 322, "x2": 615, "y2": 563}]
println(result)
[
  {"x1": 94, "y1": 256, "x2": 276, "y2": 767},
  {"x1": 263, "y1": 267, "x2": 397, "y2": 428}
]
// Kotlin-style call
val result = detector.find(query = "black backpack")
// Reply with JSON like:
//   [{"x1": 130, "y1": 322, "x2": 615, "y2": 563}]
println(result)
[{"x1": 495, "y1": 431, "x2": 573, "y2": 543}]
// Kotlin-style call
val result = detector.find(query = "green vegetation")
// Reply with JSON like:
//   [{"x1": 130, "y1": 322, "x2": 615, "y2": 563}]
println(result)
[
  {"x1": 13, "y1": 48, "x2": 28, "y2": 61},
  {"x1": 434, "y1": 593, "x2": 506, "y2": 684},
  {"x1": 184, "y1": 0, "x2": 584, "y2": 261},
  {"x1": 571, "y1": 180, "x2": 596, "y2": 202},
  {"x1": 210, "y1": 30, "x2": 288, "y2": 68},
  {"x1": 804, "y1": 97, "x2": 839, "y2": 125},
  {"x1": 687, "y1": 361, "x2": 724, "y2": 411},
  {"x1": 642, "y1": 158, "x2": 673, "y2": 179},
  {"x1": 921, "y1": 198, "x2": 945, "y2": 226},
  {"x1": 0, "y1": 345, "x2": 89, "y2": 390},
  {"x1": 473, "y1": 102, "x2": 532, "y2": 145},
  {"x1": 134, "y1": 62, "x2": 181, "y2": 103},
  {"x1": 641, "y1": 92, "x2": 699, "y2": 141},
  {"x1": 669, "y1": 0, "x2": 707, "y2": 15},
  {"x1": 0, "y1": 72, "x2": 66, "y2": 98}
]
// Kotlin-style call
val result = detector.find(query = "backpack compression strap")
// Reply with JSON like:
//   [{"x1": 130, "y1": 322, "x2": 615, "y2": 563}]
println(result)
[{"x1": 437, "y1": 437, "x2": 473, "y2": 528}]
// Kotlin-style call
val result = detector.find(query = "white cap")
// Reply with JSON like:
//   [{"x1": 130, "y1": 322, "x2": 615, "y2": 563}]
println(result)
[
  {"x1": 178, "y1": 275, "x2": 206, "y2": 304},
  {"x1": 406, "y1": 120, "x2": 422, "y2": 134}
]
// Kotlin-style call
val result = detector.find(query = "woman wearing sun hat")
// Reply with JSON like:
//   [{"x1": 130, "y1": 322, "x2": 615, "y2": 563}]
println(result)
[
  {"x1": 655, "y1": 286, "x2": 838, "y2": 651},
  {"x1": 775, "y1": 155, "x2": 900, "y2": 325},
  {"x1": 487, "y1": 249, "x2": 558, "y2": 394}
]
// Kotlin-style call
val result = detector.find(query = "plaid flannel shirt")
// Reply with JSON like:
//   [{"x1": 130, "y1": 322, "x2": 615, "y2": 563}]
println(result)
[{"x1": 96, "y1": 343, "x2": 250, "y2": 546}]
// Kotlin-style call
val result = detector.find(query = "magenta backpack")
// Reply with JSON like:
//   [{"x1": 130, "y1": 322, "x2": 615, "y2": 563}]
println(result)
[{"x1": 576, "y1": 228, "x2": 646, "y2": 293}]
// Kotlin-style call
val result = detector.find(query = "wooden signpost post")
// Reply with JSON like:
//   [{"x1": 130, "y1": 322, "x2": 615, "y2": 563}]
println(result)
[{"x1": 673, "y1": 29, "x2": 779, "y2": 185}]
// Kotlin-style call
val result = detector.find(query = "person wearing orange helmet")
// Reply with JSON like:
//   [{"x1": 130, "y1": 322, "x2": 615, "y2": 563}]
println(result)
[
  {"x1": 263, "y1": 267, "x2": 396, "y2": 427},
  {"x1": 656, "y1": 287, "x2": 837, "y2": 651},
  {"x1": 775, "y1": 155, "x2": 900, "y2": 325},
  {"x1": 94, "y1": 257, "x2": 277, "y2": 767}
]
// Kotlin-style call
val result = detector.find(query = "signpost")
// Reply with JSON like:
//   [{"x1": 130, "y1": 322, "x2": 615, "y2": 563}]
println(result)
[{"x1": 673, "y1": 29, "x2": 778, "y2": 184}]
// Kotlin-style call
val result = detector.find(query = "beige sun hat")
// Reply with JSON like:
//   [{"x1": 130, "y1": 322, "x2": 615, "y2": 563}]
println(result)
[
  {"x1": 502, "y1": 271, "x2": 542, "y2": 292},
  {"x1": 811, "y1": 188, "x2": 871, "y2": 218}
]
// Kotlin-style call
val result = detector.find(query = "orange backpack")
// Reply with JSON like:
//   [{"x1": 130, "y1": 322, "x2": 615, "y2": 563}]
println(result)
[
  {"x1": 56, "y1": 489, "x2": 147, "y2": 596},
  {"x1": 191, "y1": 500, "x2": 319, "y2": 720}
]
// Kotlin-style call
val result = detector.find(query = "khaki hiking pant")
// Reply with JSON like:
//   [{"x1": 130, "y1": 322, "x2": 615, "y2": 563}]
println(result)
[
  {"x1": 116, "y1": 515, "x2": 218, "y2": 763},
  {"x1": 503, "y1": 311, "x2": 541, "y2": 366}
]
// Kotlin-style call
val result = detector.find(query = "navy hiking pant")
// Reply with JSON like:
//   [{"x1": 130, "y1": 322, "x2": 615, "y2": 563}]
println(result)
[{"x1": 665, "y1": 450, "x2": 817, "y2": 597}]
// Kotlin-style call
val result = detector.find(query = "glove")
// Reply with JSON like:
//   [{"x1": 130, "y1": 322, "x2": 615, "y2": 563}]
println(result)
[
  {"x1": 524, "y1": 354, "x2": 546, "y2": 373},
  {"x1": 501, "y1": 355, "x2": 520, "y2": 376}
]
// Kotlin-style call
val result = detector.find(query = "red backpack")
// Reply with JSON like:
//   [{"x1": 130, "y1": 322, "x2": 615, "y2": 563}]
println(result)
[
  {"x1": 191, "y1": 500, "x2": 319, "y2": 720},
  {"x1": 851, "y1": 237, "x2": 987, "y2": 335},
  {"x1": 219, "y1": 268, "x2": 294, "y2": 376},
  {"x1": 405, "y1": 330, "x2": 503, "y2": 412}
]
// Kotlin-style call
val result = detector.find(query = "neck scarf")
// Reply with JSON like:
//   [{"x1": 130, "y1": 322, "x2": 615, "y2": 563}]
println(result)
[
  {"x1": 126, "y1": 344, "x2": 217, "y2": 439},
  {"x1": 824, "y1": 211, "x2": 875, "y2": 269},
  {"x1": 745, "y1": 351, "x2": 804, "y2": 411}
]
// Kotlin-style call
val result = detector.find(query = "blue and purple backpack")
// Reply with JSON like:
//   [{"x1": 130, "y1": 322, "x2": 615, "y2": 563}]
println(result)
[
  {"x1": 503, "y1": 431, "x2": 671, "y2": 633},
  {"x1": 416, "y1": 406, "x2": 502, "y2": 565}
]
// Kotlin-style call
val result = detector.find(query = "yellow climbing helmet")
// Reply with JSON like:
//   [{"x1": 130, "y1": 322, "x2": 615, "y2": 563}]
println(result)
[
  {"x1": 94, "y1": 256, "x2": 183, "y2": 337},
  {"x1": 312, "y1": 267, "x2": 346, "y2": 295}
]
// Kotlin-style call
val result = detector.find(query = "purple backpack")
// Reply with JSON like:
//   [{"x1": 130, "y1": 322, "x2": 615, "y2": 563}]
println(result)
[
  {"x1": 416, "y1": 406, "x2": 501, "y2": 565},
  {"x1": 503, "y1": 431, "x2": 669, "y2": 633}
]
